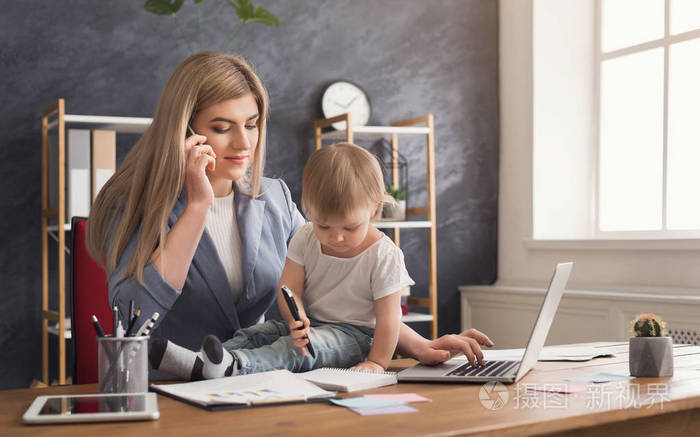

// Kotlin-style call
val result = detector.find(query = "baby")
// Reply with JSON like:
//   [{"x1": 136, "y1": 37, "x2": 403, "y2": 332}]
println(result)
[{"x1": 150, "y1": 142, "x2": 413, "y2": 378}]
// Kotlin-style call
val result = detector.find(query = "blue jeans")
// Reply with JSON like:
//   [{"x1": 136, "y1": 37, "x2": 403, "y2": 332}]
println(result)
[{"x1": 222, "y1": 319, "x2": 374, "y2": 375}]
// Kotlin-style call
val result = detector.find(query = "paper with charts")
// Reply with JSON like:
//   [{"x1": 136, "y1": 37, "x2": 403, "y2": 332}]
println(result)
[{"x1": 151, "y1": 369, "x2": 335, "y2": 407}]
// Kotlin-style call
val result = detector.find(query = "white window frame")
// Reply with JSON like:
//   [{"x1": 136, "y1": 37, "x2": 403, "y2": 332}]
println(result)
[{"x1": 594, "y1": 0, "x2": 700, "y2": 239}]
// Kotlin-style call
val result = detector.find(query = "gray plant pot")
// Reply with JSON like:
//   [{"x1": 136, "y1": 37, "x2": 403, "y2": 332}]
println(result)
[
  {"x1": 629, "y1": 336, "x2": 674, "y2": 377},
  {"x1": 382, "y1": 200, "x2": 406, "y2": 220}
]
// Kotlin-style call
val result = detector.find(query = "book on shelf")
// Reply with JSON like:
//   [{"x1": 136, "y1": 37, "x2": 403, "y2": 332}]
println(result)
[
  {"x1": 67, "y1": 129, "x2": 91, "y2": 221},
  {"x1": 46, "y1": 128, "x2": 117, "y2": 225},
  {"x1": 47, "y1": 130, "x2": 59, "y2": 225},
  {"x1": 150, "y1": 369, "x2": 335, "y2": 411},
  {"x1": 299, "y1": 367, "x2": 398, "y2": 392},
  {"x1": 91, "y1": 130, "x2": 116, "y2": 200}
]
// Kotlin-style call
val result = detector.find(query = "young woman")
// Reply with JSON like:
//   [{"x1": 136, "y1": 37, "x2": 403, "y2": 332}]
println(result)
[{"x1": 87, "y1": 51, "x2": 493, "y2": 366}]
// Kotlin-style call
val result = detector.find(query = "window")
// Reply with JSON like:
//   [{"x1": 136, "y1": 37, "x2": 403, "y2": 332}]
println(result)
[{"x1": 597, "y1": 0, "x2": 700, "y2": 235}]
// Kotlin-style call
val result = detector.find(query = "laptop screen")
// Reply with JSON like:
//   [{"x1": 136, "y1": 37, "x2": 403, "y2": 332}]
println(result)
[{"x1": 514, "y1": 262, "x2": 573, "y2": 381}]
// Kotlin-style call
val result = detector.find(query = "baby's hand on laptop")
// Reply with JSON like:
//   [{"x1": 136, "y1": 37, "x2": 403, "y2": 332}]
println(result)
[
  {"x1": 288, "y1": 317, "x2": 311, "y2": 355},
  {"x1": 350, "y1": 360, "x2": 385, "y2": 373}
]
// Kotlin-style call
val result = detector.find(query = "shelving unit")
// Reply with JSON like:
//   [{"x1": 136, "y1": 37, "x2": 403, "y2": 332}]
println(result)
[
  {"x1": 313, "y1": 113, "x2": 438, "y2": 338},
  {"x1": 40, "y1": 99, "x2": 152, "y2": 384}
]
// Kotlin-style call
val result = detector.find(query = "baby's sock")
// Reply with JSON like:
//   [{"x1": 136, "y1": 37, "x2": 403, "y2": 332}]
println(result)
[
  {"x1": 149, "y1": 338, "x2": 204, "y2": 381},
  {"x1": 200, "y1": 335, "x2": 237, "y2": 379}
]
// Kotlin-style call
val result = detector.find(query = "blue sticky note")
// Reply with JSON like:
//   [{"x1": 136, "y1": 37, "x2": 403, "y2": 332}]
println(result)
[
  {"x1": 331, "y1": 397, "x2": 406, "y2": 409},
  {"x1": 567, "y1": 372, "x2": 635, "y2": 383},
  {"x1": 350, "y1": 405, "x2": 418, "y2": 416}
]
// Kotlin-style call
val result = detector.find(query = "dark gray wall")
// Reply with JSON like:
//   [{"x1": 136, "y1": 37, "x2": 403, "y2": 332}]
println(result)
[{"x1": 0, "y1": 0, "x2": 498, "y2": 389}]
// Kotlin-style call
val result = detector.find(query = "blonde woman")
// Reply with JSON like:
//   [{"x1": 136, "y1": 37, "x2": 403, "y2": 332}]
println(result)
[
  {"x1": 87, "y1": 51, "x2": 493, "y2": 368},
  {"x1": 87, "y1": 51, "x2": 298, "y2": 352}
]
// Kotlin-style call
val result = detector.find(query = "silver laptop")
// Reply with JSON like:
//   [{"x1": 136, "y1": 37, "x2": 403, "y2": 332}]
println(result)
[{"x1": 398, "y1": 262, "x2": 573, "y2": 385}]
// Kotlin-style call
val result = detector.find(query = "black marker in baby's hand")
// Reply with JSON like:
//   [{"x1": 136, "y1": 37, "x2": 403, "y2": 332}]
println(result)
[{"x1": 281, "y1": 285, "x2": 316, "y2": 358}]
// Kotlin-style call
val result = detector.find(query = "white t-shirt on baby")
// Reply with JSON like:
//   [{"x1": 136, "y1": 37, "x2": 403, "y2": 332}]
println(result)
[{"x1": 286, "y1": 223, "x2": 414, "y2": 328}]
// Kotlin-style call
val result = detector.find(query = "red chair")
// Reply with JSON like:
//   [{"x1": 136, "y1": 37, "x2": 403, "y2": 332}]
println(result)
[{"x1": 70, "y1": 217, "x2": 111, "y2": 384}]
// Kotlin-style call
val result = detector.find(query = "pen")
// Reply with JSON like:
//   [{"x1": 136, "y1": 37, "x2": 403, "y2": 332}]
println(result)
[
  {"x1": 112, "y1": 306, "x2": 118, "y2": 337},
  {"x1": 281, "y1": 285, "x2": 315, "y2": 358},
  {"x1": 95, "y1": 314, "x2": 120, "y2": 393},
  {"x1": 115, "y1": 320, "x2": 125, "y2": 392},
  {"x1": 116, "y1": 320, "x2": 125, "y2": 338},
  {"x1": 128, "y1": 300, "x2": 135, "y2": 331},
  {"x1": 124, "y1": 312, "x2": 160, "y2": 365},
  {"x1": 135, "y1": 312, "x2": 160, "y2": 337},
  {"x1": 125, "y1": 309, "x2": 141, "y2": 337},
  {"x1": 91, "y1": 315, "x2": 105, "y2": 337},
  {"x1": 92, "y1": 314, "x2": 117, "y2": 368}
]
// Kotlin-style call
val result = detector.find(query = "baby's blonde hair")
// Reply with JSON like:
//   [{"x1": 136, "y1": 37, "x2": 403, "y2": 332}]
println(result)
[{"x1": 302, "y1": 143, "x2": 392, "y2": 221}]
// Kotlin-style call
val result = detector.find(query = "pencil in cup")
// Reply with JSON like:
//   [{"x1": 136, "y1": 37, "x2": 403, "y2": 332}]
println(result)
[
  {"x1": 112, "y1": 306, "x2": 118, "y2": 336},
  {"x1": 98, "y1": 313, "x2": 159, "y2": 393},
  {"x1": 97, "y1": 336, "x2": 147, "y2": 393},
  {"x1": 126, "y1": 313, "x2": 160, "y2": 364},
  {"x1": 91, "y1": 315, "x2": 119, "y2": 390}
]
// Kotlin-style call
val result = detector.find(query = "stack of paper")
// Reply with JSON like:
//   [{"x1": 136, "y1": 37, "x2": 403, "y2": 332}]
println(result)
[
  {"x1": 567, "y1": 373, "x2": 635, "y2": 383},
  {"x1": 462, "y1": 346, "x2": 615, "y2": 362}
]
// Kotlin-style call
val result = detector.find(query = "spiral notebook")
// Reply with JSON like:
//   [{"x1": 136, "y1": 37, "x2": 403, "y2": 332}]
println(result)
[
  {"x1": 299, "y1": 368, "x2": 398, "y2": 392},
  {"x1": 150, "y1": 369, "x2": 335, "y2": 410}
]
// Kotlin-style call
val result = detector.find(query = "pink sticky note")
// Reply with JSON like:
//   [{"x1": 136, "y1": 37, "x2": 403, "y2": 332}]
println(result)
[
  {"x1": 528, "y1": 383, "x2": 587, "y2": 394},
  {"x1": 350, "y1": 405, "x2": 419, "y2": 416},
  {"x1": 364, "y1": 393, "x2": 432, "y2": 403}
]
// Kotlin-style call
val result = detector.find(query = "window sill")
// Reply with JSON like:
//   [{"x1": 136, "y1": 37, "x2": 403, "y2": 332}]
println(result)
[
  {"x1": 459, "y1": 283, "x2": 700, "y2": 303},
  {"x1": 524, "y1": 238, "x2": 700, "y2": 251}
]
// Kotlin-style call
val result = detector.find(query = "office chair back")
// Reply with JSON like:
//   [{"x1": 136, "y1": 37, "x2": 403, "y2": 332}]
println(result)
[{"x1": 70, "y1": 217, "x2": 111, "y2": 384}]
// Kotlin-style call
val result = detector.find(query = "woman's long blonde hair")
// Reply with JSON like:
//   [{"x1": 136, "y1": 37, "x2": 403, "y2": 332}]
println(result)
[{"x1": 86, "y1": 51, "x2": 269, "y2": 283}]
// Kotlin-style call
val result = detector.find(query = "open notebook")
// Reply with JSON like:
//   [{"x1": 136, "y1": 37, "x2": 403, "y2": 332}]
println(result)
[
  {"x1": 299, "y1": 368, "x2": 398, "y2": 392},
  {"x1": 150, "y1": 370, "x2": 335, "y2": 410}
]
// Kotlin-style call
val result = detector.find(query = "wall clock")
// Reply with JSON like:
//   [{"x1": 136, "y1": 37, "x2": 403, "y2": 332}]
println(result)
[{"x1": 321, "y1": 81, "x2": 371, "y2": 130}]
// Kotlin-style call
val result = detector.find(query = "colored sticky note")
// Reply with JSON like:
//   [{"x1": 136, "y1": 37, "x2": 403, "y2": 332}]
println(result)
[
  {"x1": 567, "y1": 372, "x2": 635, "y2": 383},
  {"x1": 527, "y1": 383, "x2": 587, "y2": 394},
  {"x1": 331, "y1": 397, "x2": 405, "y2": 409},
  {"x1": 364, "y1": 393, "x2": 432, "y2": 403},
  {"x1": 350, "y1": 405, "x2": 418, "y2": 416}
]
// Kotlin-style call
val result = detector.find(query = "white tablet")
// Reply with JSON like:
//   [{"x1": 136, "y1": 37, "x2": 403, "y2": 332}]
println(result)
[{"x1": 22, "y1": 392, "x2": 159, "y2": 424}]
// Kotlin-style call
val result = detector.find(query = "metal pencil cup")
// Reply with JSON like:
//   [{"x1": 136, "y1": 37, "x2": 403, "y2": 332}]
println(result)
[{"x1": 97, "y1": 336, "x2": 148, "y2": 393}]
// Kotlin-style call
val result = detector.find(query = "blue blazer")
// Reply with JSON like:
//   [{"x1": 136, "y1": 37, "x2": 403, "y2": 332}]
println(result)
[{"x1": 108, "y1": 178, "x2": 305, "y2": 350}]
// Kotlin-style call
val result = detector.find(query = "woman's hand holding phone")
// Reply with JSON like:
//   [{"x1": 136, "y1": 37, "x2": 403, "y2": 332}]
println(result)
[
  {"x1": 184, "y1": 133, "x2": 217, "y2": 210},
  {"x1": 151, "y1": 132, "x2": 217, "y2": 290}
]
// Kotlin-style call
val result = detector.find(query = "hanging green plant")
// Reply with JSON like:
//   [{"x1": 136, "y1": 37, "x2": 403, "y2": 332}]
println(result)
[{"x1": 144, "y1": 0, "x2": 281, "y2": 53}]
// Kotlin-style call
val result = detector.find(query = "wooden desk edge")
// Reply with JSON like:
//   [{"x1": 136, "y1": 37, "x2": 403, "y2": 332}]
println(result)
[{"x1": 4, "y1": 343, "x2": 700, "y2": 436}]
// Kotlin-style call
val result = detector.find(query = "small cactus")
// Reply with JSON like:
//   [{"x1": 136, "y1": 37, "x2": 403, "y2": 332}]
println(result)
[{"x1": 631, "y1": 313, "x2": 666, "y2": 337}]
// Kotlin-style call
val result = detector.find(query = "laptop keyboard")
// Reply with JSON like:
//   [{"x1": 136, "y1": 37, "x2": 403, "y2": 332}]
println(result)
[{"x1": 446, "y1": 360, "x2": 519, "y2": 378}]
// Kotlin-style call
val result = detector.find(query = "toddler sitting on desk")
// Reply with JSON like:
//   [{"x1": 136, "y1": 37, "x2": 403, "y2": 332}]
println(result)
[{"x1": 150, "y1": 143, "x2": 414, "y2": 379}]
